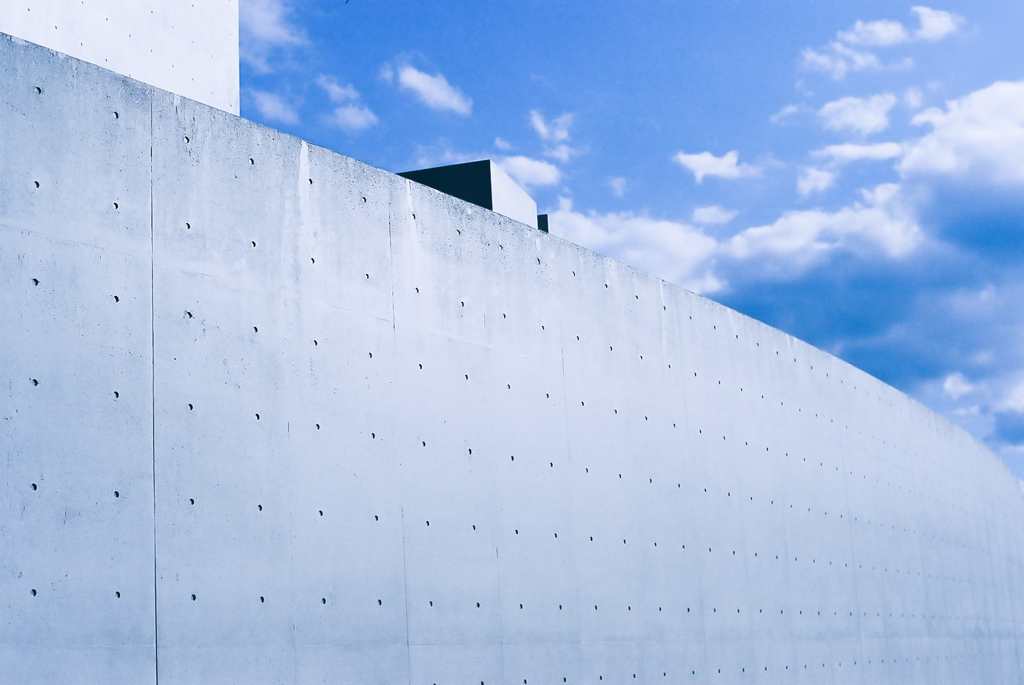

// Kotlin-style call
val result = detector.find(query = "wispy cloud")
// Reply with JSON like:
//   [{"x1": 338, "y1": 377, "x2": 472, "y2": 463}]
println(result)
[
  {"x1": 819, "y1": 94, "x2": 898, "y2": 135},
  {"x1": 796, "y1": 168, "x2": 836, "y2": 196},
  {"x1": 999, "y1": 378, "x2": 1024, "y2": 413},
  {"x1": 327, "y1": 106, "x2": 379, "y2": 133},
  {"x1": 770, "y1": 104, "x2": 802, "y2": 124},
  {"x1": 801, "y1": 43, "x2": 905, "y2": 81},
  {"x1": 796, "y1": 148, "x2": 894, "y2": 202},
  {"x1": 833, "y1": 6, "x2": 963, "y2": 47},
  {"x1": 943, "y1": 372, "x2": 974, "y2": 400},
  {"x1": 691, "y1": 205, "x2": 738, "y2": 225},
  {"x1": 673, "y1": 150, "x2": 760, "y2": 183},
  {"x1": 316, "y1": 75, "x2": 378, "y2": 133},
  {"x1": 316, "y1": 76, "x2": 359, "y2": 103},
  {"x1": 904, "y1": 87, "x2": 924, "y2": 109},
  {"x1": 811, "y1": 142, "x2": 904, "y2": 165},
  {"x1": 800, "y1": 7, "x2": 959, "y2": 81},
  {"x1": 838, "y1": 19, "x2": 909, "y2": 47},
  {"x1": 410, "y1": 142, "x2": 480, "y2": 169},
  {"x1": 240, "y1": 0, "x2": 306, "y2": 72},
  {"x1": 545, "y1": 146, "x2": 577, "y2": 163},
  {"x1": 497, "y1": 156, "x2": 561, "y2": 188},
  {"x1": 382, "y1": 62, "x2": 472, "y2": 115},
  {"x1": 608, "y1": 177, "x2": 627, "y2": 198},
  {"x1": 912, "y1": 7, "x2": 963, "y2": 41},
  {"x1": 530, "y1": 111, "x2": 583, "y2": 162},
  {"x1": 530, "y1": 111, "x2": 573, "y2": 143},
  {"x1": 249, "y1": 90, "x2": 299, "y2": 125}
]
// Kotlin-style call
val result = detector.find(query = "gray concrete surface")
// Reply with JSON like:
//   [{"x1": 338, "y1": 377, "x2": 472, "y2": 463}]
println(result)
[{"x1": 3, "y1": 33, "x2": 1024, "y2": 684}]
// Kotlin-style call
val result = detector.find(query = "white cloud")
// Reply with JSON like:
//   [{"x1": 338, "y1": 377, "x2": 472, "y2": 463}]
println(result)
[
  {"x1": 241, "y1": 0, "x2": 305, "y2": 45},
  {"x1": 691, "y1": 205, "x2": 738, "y2": 225},
  {"x1": 608, "y1": 177, "x2": 627, "y2": 198},
  {"x1": 831, "y1": 7, "x2": 961, "y2": 47},
  {"x1": 250, "y1": 90, "x2": 299, "y2": 125},
  {"x1": 838, "y1": 19, "x2": 909, "y2": 47},
  {"x1": 770, "y1": 104, "x2": 801, "y2": 124},
  {"x1": 999, "y1": 378, "x2": 1024, "y2": 413},
  {"x1": 530, "y1": 111, "x2": 574, "y2": 143},
  {"x1": 802, "y1": 7, "x2": 958, "y2": 81},
  {"x1": 543, "y1": 145, "x2": 575, "y2": 163},
  {"x1": 530, "y1": 111, "x2": 582, "y2": 161},
  {"x1": 797, "y1": 168, "x2": 836, "y2": 196},
  {"x1": 811, "y1": 142, "x2": 904, "y2": 165},
  {"x1": 673, "y1": 150, "x2": 759, "y2": 183},
  {"x1": 328, "y1": 105, "x2": 379, "y2": 133},
  {"x1": 943, "y1": 372, "x2": 974, "y2": 400},
  {"x1": 391, "y1": 64, "x2": 472, "y2": 116},
  {"x1": 904, "y1": 87, "x2": 924, "y2": 109},
  {"x1": 497, "y1": 156, "x2": 561, "y2": 188},
  {"x1": 316, "y1": 76, "x2": 378, "y2": 133},
  {"x1": 316, "y1": 75, "x2": 359, "y2": 104},
  {"x1": 819, "y1": 93, "x2": 897, "y2": 135},
  {"x1": 494, "y1": 137, "x2": 513, "y2": 151},
  {"x1": 912, "y1": 6, "x2": 963, "y2": 41},
  {"x1": 802, "y1": 43, "x2": 893, "y2": 80},
  {"x1": 728, "y1": 183, "x2": 921, "y2": 264},
  {"x1": 239, "y1": 0, "x2": 305, "y2": 71},
  {"x1": 899, "y1": 80, "x2": 1024, "y2": 185},
  {"x1": 801, "y1": 47, "x2": 854, "y2": 81},
  {"x1": 534, "y1": 183, "x2": 922, "y2": 295},
  {"x1": 835, "y1": 42, "x2": 900, "y2": 71},
  {"x1": 548, "y1": 198, "x2": 721, "y2": 293},
  {"x1": 411, "y1": 144, "x2": 479, "y2": 169}
]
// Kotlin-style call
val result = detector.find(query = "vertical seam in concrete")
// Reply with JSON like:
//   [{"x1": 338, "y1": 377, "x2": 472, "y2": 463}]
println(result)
[
  {"x1": 391, "y1": 200, "x2": 412, "y2": 684},
  {"x1": 493, "y1": 528, "x2": 506, "y2": 683},
  {"x1": 389, "y1": 193, "x2": 397, "y2": 333},
  {"x1": 551, "y1": 283, "x2": 585, "y2": 661},
  {"x1": 837, "y1": 406, "x2": 865, "y2": 653},
  {"x1": 400, "y1": 505, "x2": 412, "y2": 685},
  {"x1": 1014, "y1": 561, "x2": 1024, "y2": 684},
  {"x1": 149, "y1": 93, "x2": 160, "y2": 685},
  {"x1": 558, "y1": 334, "x2": 586, "y2": 656}
]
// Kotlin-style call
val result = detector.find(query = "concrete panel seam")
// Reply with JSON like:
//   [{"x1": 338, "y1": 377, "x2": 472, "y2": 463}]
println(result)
[{"x1": 150, "y1": 92, "x2": 160, "y2": 685}]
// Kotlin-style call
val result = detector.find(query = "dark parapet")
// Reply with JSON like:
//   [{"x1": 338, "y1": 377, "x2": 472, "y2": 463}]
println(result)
[
  {"x1": 399, "y1": 159, "x2": 538, "y2": 228},
  {"x1": 399, "y1": 160, "x2": 494, "y2": 211}
]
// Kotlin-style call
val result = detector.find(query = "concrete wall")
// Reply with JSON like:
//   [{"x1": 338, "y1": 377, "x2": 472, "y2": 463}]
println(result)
[
  {"x1": 0, "y1": 0, "x2": 238, "y2": 113},
  {"x1": 3, "y1": 33, "x2": 1024, "y2": 684}
]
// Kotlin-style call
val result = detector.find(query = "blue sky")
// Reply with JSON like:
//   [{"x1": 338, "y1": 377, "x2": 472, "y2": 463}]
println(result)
[{"x1": 239, "y1": 0, "x2": 1024, "y2": 479}]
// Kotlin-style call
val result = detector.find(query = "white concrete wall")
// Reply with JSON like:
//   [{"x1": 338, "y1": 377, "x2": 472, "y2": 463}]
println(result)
[
  {"x1": 0, "y1": 0, "x2": 238, "y2": 113},
  {"x1": 3, "y1": 34, "x2": 1024, "y2": 684}
]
